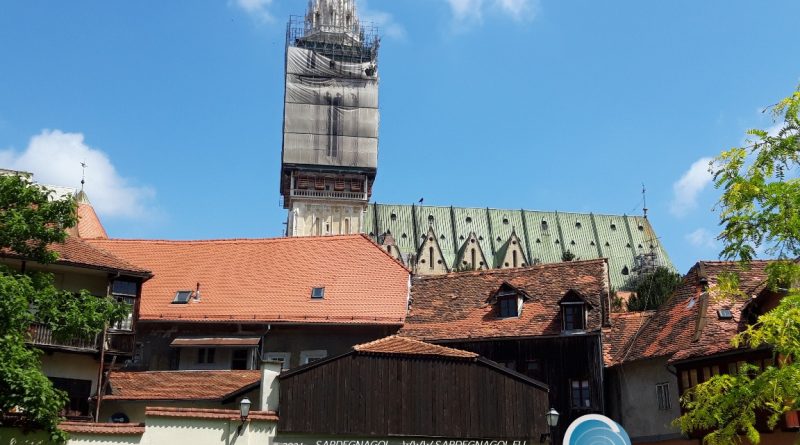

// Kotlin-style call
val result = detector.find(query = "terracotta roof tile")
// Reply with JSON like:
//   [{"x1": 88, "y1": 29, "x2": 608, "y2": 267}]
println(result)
[
  {"x1": 603, "y1": 311, "x2": 654, "y2": 366},
  {"x1": 59, "y1": 421, "x2": 145, "y2": 435},
  {"x1": 354, "y1": 335, "x2": 478, "y2": 359},
  {"x1": 75, "y1": 203, "x2": 108, "y2": 239},
  {"x1": 104, "y1": 370, "x2": 261, "y2": 401},
  {"x1": 624, "y1": 261, "x2": 771, "y2": 364},
  {"x1": 400, "y1": 259, "x2": 610, "y2": 341},
  {"x1": 0, "y1": 236, "x2": 150, "y2": 276},
  {"x1": 86, "y1": 235, "x2": 410, "y2": 324},
  {"x1": 145, "y1": 407, "x2": 278, "y2": 421}
]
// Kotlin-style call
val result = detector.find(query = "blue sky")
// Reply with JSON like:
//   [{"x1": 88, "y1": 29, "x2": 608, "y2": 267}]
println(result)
[{"x1": 1, "y1": 0, "x2": 798, "y2": 273}]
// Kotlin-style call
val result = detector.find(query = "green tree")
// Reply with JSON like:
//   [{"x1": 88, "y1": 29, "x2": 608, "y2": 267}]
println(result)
[
  {"x1": 626, "y1": 267, "x2": 683, "y2": 311},
  {"x1": 676, "y1": 87, "x2": 800, "y2": 444},
  {"x1": 0, "y1": 173, "x2": 127, "y2": 443}
]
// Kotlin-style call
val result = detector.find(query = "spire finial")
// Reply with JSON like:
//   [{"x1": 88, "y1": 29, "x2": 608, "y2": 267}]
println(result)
[
  {"x1": 80, "y1": 161, "x2": 87, "y2": 192},
  {"x1": 642, "y1": 183, "x2": 648, "y2": 218}
]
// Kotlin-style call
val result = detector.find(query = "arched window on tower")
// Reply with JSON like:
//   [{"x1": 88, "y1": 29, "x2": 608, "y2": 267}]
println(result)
[{"x1": 344, "y1": 218, "x2": 351, "y2": 235}]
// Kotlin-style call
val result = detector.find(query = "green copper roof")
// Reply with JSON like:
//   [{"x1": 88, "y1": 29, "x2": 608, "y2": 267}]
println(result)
[{"x1": 365, "y1": 203, "x2": 674, "y2": 290}]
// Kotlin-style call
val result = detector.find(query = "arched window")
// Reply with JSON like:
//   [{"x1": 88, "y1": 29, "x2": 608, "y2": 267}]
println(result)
[
  {"x1": 471, "y1": 248, "x2": 477, "y2": 270},
  {"x1": 428, "y1": 247, "x2": 434, "y2": 270},
  {"x1": 512, "y1": 250, "x2": 518, "y2": 268},
  {"x1": 344, "y1": 218, "x2": 351, "y2": 234}
]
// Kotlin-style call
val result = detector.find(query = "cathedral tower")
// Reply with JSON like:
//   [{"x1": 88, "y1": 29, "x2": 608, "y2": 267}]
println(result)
[{"x1": 281, "y1": 0, "x2": 380, "y2": 236}]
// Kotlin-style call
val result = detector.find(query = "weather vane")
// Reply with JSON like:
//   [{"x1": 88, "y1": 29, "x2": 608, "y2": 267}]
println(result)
[{"x1": 80, "y1": 161, "x2": 87, "y2": 191}]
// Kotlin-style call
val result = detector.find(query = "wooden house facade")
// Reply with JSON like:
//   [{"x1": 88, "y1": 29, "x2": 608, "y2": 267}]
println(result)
[{"x1": 400, "y1": 259, "x2": 613, "y2": 442}]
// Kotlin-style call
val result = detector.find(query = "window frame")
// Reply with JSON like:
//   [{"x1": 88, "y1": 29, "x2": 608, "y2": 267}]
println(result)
[
  {"x1": 656, "y1": 382, "x2": 671, "y2": 411},
  {"x1": 264, "y1": 352, "x2": 292, "y2": 370},
  {"x1": 562, "y1": 302, "x2": 586, "y2": 332},
  {"x1": 498, "y1": 295, "x2": 520, "y2": 318},
  {"x1": 570, "y1": 379, "x2": 591, "y2": 409},
  {"x1": 197, "y1": 347, "x2": 216, "y2": 364},
  {"x1": 299, "y1": 350, "x2": 328, "y2": 365}
]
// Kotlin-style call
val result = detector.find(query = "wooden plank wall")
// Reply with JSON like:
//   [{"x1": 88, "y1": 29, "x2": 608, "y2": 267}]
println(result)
[
  {"x1": 279, "y1": 354, "x2": 549, "y2": 439},
  {"x1": 446, "y1": 334, "x2": 604, "y2": 442}
]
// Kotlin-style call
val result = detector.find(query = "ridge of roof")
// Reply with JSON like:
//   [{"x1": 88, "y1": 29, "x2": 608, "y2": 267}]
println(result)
[
  {"x1": 413, "y1": 257, "x2": 608, "y2": 281},
  {"x1": 354, "y1": 335, "x2": 478, "y2": 359},
  {"x1": 95, "y1": 234, "x2": 368, "y2": 245},
  {"x1": 373, "y1": 202, "x2": 652, "y2": 219}
]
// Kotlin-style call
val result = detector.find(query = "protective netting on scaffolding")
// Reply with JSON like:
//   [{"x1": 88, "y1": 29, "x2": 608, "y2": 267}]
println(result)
[{"x1": 283, "y1": 46, "x2": 379, "y2": 169}]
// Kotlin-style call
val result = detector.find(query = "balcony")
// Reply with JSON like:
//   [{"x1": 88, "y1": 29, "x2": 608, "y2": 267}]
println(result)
[
  {"x1": 27, "y1": 323, "x2": 99, "y2": 353},
  {"x1": 27, "y1": 324, "x2": 136, "y2": 356},
  {"x1": 290, "y1": 188, "x2": 368, "y2": 201}
]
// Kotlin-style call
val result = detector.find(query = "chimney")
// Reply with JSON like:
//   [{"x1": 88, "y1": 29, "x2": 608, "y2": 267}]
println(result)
[{"x1": 260, "y1": 360, "x2": 282, "y2": 412}]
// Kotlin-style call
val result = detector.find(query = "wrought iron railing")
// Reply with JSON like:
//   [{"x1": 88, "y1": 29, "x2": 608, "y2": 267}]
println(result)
[{"x1": 291, "y1": 188, "x2": 368, "y2": 201}]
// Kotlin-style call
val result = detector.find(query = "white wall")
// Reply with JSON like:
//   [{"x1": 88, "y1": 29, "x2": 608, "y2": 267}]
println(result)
[{"x1": 40, "y1": 352, "x2": 100, "y2": 394}]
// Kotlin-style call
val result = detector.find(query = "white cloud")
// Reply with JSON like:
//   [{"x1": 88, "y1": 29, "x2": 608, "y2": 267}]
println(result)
[
  {"x1": 686, "y1": 228, "x2": 718, "y2": 249},
  {"x1": 231, "y1": 0, "x2": 274, "y2": 22},
  {"x1": 670, "y1": 157, "x2": 714, "y2": 217},
  {"x1": 359, "y1": 0, "x2": 406, "y2": 40},
  {"x1": 0, "y1": 130, "x2": 156, "y2": 220},
  {"x1": 445, "y1": 0, "x2": 538, "y2": 25}
]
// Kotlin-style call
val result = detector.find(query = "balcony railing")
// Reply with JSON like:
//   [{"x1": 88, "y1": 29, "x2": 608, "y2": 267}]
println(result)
[
  {"x1": 27, "y1": 323, "x2": 99, "y2": 353},
  {"x1": 290, "y1": 189, "x2": 368, "y2": 201},
  {"x1": 106, "y1": 331, "x2": 135, "y2": 355}
]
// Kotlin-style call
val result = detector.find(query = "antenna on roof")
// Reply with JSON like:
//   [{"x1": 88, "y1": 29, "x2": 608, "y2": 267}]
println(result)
[
  {"x1": 642, "y1": 183, "x2": 648, "y2": 219},
  {"x1": 80, "y1": 161, "x2": 88, "y2": 192}
]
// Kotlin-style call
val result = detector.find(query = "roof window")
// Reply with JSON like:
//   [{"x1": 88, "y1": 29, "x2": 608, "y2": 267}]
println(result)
[
  {"x1": 172, "y1": 291, "x2": 193, "y2": 304},
  {"x1": 717, "y1": 309, "x2": 733, "y2": 320},
  {"x1": 311, "y1": 287, "x2": 325, "y2": 299},
  {"x1": 390, "y1": 213, "x2": 397, "y2": 221},
  {"x1": 503, "y1": 218, "x2": 509, "y2": 225},
  {"x1": 466, "y1": 216, "x2": 473, "y2": 223}
]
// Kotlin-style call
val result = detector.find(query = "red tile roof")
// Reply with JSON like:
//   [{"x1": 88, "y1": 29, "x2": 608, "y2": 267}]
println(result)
[
  {"x1": 75, "y1": 203, "x2": 108, "y2": 239},
  {"x1": 354, "y1": 335, "x2": 478, "y2": 359},
  {"x1": 400, "y1": 259, "x2": 610, "y2": 341},
  {"x1": 145, "y1": 407, "x2": 278, "y2": 421},
  {"x1": 0, "y1": 236, "x2": 150, "y2": 276},
  {"x1": 603, "y1": 311, "x2": 654, "y2": 366},
  {"x1": 59, "y1": 421, "x2": 145, "y2": 435},
  {"x1": 104, "y1": 370, "x2": 261, "y2": 401},
  {"x1": 86, "y1": 235, "x2": 410, "y2": 324},
  {"x1": 623, "y1": 261, "x2": 770, "y2": 364}
]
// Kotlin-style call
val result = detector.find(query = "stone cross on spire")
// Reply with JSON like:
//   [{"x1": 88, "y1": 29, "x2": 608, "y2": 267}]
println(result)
[{"x1": 305, "y1": 0, "x2": 361, "y2": 36}]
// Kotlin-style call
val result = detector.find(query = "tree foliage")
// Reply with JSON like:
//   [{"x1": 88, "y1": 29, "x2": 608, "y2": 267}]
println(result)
[
  {"x1": 625, "y1": 266, "x2": 683, "y2": 311},
  {"x1": 0, "y1": 173, "x2": 127, "y2": 443},
  {"x1": 676, "y1": 87, "x2": 800, "y2": 444}
]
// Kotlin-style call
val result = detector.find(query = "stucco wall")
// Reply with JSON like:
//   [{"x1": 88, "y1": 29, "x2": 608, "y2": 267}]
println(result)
[
  {"x1": 40, "y1": 351, "x2": 100, "y2": 394},
  {"x1": 99, "y1": 388, "x2": 261, "y2": 424},
  {"x1": 609, "y1": 358, "x2": 683, "y2": 442}
]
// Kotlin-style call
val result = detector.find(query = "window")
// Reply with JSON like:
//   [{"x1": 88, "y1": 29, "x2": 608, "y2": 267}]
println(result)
[
  {"x1": 428, "y1": 247, "x2": 434, "y2": 270},
  {"x1": 525, "y1": 359, "x2": 542, "y2": 379},
  {"x1": 111, "y1": 280, "x2": 137, "y2": 331},
  {"x1": 231, "y1": 349, "x2": 250, "y2": 370},
  {"x1": 562, "y1": 303, "x2": 585, "y2": 331},
  {"x1": 498, "y1": 295, "x2": 519, "y2": 318},
  {"x1": 571, "y1": 379, "x2": 591, "y2": 409},
  {"x1": 300, "y1": 350, "x2": 327, "y2": 365},
  {"x1": 173, "y1": 290, "x2": 192, "y2": 304},
  {"x1": 311, "y1": 287, "x2": 325, "y2": 299},
  {"x1": 50, "y1": 377, "x2": 92, "y2": 418},
  {"x1": 264, "y1": 352, "x2": 291, "y2": 370},
  {"x1": 197, "y1": 348, "x2": 215, "y2": 364},
  {"x1": 656, "y1": 383, "x2": 671, "y2": 410}
]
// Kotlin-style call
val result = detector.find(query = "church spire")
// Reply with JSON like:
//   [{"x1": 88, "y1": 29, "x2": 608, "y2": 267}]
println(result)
[{"x1": 305, "y1": 0, "x2": 361, "y2": 38}]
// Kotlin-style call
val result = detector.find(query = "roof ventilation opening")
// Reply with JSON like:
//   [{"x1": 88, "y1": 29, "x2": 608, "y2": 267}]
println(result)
[
  {"x1": 717, "y1": 309, "x2": 733, "y2": 320},
  {"x1": 610, "y1": 223, "x2": 617, "y2": 230},
  {"x1": 575, "y1": 221, "x2": 582, "y2": 228},
  {"x1": 570, "y1": 240, "x2": 576, "y2": 246},
  {"x1": 390, "y1": 213, "x2": 397, "y2": 221},
  {"x1": 172, "y1": 290, "x2": 193, "y2": 304},
  {"x1": 440, "y1": 235, "x2": 446, "y2": 240},
  {"x1": 311, "y1": 287, "x2": 325, "y2": 299},
  {"x1": 496, "y1": 237, "x2": 502, "y2": 242},
  {"x1": 605, "y1": 242, "x2": 610, "y2": 247},
  {"x1": 621, "y1": 266, "x2": 630, "y2": 276},
  {"x1": 428, "y1": 215, "x2": 435, "y2": 223},
  {"x1": 503, "y1": 218, "x2": 510, "y2": 225},
  {"x1": 541, "y1": 220, "x2": 548, "y2": 230},
  {"x1": 466, "y1": 216, "x2": 473, "y2": 223},
  {"x1": 401, "y1": 233, "x2": 408, "y2": 239}
]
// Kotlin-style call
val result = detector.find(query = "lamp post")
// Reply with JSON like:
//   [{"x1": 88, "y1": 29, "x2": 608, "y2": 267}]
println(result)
[
  {"x1": 544, "y1": 408, "x2": 559, "y2": 444},
  {"x1": 237, "y1": 397, "x2": 252, "y2": 436}
]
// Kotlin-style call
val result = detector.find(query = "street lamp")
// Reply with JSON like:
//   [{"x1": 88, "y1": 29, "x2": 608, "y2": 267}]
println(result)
[
  {"x1": 237, "y1": 397, "x2": 252, "y2": 435},
  {"x1": 541, "y1": 408, "x2": 559, "y2": 443}
]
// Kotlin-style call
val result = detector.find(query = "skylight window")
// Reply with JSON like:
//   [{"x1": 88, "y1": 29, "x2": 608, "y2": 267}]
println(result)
[
  {"x1": 717, "y1": 309, "x2": 733, "y2": 320},
  {"x1": 311, "y1": 287, "x2": 325, "y2": 299},
  {"x1": 173, "y1": 291, "x2": 193, "y2": 304}
]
